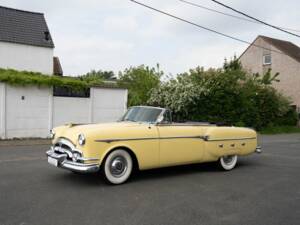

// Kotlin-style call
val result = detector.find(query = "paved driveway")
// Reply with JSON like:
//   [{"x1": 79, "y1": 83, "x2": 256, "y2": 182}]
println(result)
[{"x1": 0, "y1": 134, "x2": 299, "y2": 225}]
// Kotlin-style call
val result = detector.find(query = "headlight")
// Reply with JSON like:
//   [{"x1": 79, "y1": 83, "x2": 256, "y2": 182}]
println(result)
[
  {"x1": 50, "y1": 129, "x2": 55, "y2": 139},
  {"x1": 72, "y1": 152, "x2": 82, "y2": 162},
  {"x1": 78, "y1": 134, "x2": 86, "y2": 146}
]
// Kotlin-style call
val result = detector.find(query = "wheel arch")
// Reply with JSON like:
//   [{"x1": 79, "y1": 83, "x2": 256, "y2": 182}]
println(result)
[{"x1": 101, "y1": 146, "x2": 140, "y2": 171}]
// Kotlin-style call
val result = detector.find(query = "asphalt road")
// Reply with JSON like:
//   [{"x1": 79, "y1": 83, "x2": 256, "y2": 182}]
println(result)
[{"x1": 0, "y1": 134, "x2": 300, "y2": 225}]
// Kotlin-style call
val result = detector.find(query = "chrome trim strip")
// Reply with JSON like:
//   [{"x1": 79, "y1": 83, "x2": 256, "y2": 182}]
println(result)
[
  {"x1": 95, "y1": 135, "x2": 208, "y2": 143},
  {"x1": 78, "y1": 157, "x2": 99, "y2": 162},
  {"x1": 206, "y1": 137, "x2": 256, "y2": 142},
  {"x1": 95, "y1": 135, "x2": 256, "y2": 143}
]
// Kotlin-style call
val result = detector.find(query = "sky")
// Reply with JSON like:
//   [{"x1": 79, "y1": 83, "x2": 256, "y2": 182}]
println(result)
[{"x1": 1, "y1": 0, "x2": 299, "y2": 76}]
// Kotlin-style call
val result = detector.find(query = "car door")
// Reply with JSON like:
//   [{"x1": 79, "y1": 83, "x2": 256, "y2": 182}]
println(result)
[{"x1": 157, "y1": 124, "x2": 206, "y2": 167}]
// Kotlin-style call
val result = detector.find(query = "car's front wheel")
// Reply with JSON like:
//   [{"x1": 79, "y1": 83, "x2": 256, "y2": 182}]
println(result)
[
  {"x1": 219, "y1": 155, "x2": 238, "y2": 170},
  {"x1": 102, "y1": 149, "x2": 133, "y2": 185}
]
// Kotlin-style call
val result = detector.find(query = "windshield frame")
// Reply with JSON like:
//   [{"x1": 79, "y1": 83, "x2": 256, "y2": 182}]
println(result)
[{"x1": 119, "y1": 106, "x2": 166, "y2": 124}]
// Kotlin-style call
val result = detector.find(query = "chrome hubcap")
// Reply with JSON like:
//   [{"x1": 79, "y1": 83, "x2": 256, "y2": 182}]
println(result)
[
  {"x1": 110, "y1": 156, "x2": 127, "y2": 177},
  {"x1": 223, "y1": 155, "x2": 234, "y2": 164}
]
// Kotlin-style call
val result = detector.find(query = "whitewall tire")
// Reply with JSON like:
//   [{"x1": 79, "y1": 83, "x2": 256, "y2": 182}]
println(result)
[
  {"x1": 103, "y1": 149, "x2": 133, "y2": 185},
  {"x1": 219, "y1": 155, "x2": 238, "y2": 171}
]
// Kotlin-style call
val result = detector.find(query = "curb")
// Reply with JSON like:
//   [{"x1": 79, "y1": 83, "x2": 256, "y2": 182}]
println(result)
[{"x1": 0, "y1": 139, "x2": 51, "y2": 146}]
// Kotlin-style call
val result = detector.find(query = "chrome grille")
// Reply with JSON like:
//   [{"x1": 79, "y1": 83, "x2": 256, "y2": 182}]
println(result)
[{"x1": 53, "y1": 138, "x2": 76, "y2": 160}]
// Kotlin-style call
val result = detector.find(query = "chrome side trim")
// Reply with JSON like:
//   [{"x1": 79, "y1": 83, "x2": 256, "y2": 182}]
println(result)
[
  {"x1": 95, "y1": 135, "x2": 208, "y2": 143},
  {"x1": 95, "y1": 135, "x2": 257, "y2": 143},
  {"x1": 206, "y1": 137, "x2": 256, "y2": 142}
]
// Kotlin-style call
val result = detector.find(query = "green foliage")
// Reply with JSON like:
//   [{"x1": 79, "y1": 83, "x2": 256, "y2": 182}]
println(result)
[
  {"x1": 149, "y1": 58, "x2": 296, "y2": 130},
  {"x1": 79, "y1": 69, "x2": 115, "y2": 85},
  {"x1": 118, "y1": 64, "x2": 162, "y2": 106},
  {"x1": 0, "y1": 68, "x2": 89, "y2": 90},
  {"x1": 260, "y1": 126, "x2": 300, "y2": 134}
]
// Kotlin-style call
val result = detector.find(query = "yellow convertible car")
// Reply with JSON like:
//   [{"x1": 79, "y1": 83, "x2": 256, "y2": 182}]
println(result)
[{"x1": 46, "y1": 106, "x2": 261, "y2": 184}]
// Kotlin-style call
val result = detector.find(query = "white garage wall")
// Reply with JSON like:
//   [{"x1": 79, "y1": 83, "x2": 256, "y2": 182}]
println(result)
[
  {"x1": 0, "y1": 42, "x2": 54, "y2": 75},
  {"x1": 0, "y1": 83, "x2": 5, "y2": 139},
  {"x1": 92, "y1": 88, "x2": 128, "y2": 123},
  {"x1": 0, "y1": 85, "x2": 127, "y2": 139},
  {"x1": 5, "y1": 85, "x2": 51, "y2": 138},
  {"x1": 53, "y1": 97, "x2": 90, "y2": 127}
]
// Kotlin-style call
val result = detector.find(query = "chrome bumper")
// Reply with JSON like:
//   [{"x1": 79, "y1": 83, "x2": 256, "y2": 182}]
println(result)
[
  {"x1": 46, "y1": 149, "x2": 100, "y2": 173},
  {"x1": 255, "y1": 146, "x2": 262, "y2": 154}
]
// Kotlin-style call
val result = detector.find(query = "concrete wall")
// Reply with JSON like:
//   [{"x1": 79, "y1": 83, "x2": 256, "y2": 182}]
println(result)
[
  {"x1": 91, "y1": 88, "x2": 128, "y2": 122},
  {"x1": 240, "y1": 37, "x2": 300, "y2": 108},
  {"x1": 0, "y1": 42, "x2": 54, "y2": 75},
  {"x1": 53, "y1": 97, "x2": 90, "y2": 127},
  {"x1": 5, "y1": 85, "x2": 51, "y2": 138},
  {"x1": 0, "y1": 83, "x2": 5, "y2": 138},
  {"x1": 0, "y1": 83, "x2": 128, "y2": 139}
]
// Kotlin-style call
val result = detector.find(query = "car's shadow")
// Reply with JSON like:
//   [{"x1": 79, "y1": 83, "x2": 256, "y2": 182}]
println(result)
[{"x1": 51, "y1": 159, "x2": 257, "y2": 187}]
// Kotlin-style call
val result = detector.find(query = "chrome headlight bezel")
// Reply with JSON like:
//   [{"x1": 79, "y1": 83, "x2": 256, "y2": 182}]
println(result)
[{"x1": 78, "y1": 134, "x2": 86, "y2": 146}]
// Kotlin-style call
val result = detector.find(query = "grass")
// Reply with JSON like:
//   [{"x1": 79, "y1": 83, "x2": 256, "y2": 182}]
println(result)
[{"x1": 260, "y1": 126, "x2": 300, "y2": 134}]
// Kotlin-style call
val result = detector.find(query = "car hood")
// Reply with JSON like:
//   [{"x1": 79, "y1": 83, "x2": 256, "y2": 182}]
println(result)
[{"x1": 53, "y1": 121, "x2": 146, "y2": 145}]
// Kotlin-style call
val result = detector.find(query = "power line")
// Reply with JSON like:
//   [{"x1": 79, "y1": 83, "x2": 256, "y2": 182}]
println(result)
[
  {"x1": 210, "y1": 0, "x2": 300, "y2": 38},
  {"x1": 178, "y1": 0, "x2": 300, "y2": 33},
  {"x1": 130, "y1": 0, "x2": 285, "y2": 55}
]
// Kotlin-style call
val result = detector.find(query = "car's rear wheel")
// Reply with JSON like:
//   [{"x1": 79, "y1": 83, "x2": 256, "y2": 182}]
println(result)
[
  {"x1": 219, "y1": 155, "x2": 238, "y2": 170},
  {"x1": 102, "y1": 149, "x2": 133, "y2": 185}
]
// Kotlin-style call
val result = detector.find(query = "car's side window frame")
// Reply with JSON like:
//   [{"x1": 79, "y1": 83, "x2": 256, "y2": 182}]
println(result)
[{"x1": 161, "y1": 109, "x2": 172, "y2": 124}]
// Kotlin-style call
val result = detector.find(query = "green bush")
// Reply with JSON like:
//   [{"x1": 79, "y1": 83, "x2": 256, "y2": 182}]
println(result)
[{"x1": 148, "y1": 59, "x2": 295, "y2": 130}]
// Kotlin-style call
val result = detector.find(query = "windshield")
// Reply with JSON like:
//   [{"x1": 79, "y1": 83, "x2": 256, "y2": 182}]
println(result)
[{"x1": 120, "y1": 106, "x2": 163, "y2": 123}]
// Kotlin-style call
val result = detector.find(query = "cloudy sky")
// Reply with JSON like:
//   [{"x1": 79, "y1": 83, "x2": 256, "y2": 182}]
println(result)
[{"x1": 1, "y1": 0, "x2": 299, "y2": 76}]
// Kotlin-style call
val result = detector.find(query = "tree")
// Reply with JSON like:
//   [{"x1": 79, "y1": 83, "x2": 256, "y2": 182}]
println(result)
[
  {"x1": 118, "y1": 65, "x2": 163, "y2": 106},
  {"x1": 79, "y1": 70, "x2": 115, "y2": 85}
]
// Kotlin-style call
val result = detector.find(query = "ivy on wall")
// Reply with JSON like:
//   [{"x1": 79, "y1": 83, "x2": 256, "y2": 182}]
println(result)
[{"x1": 0, "y1": 69, "x2": 100, "y2": 90}]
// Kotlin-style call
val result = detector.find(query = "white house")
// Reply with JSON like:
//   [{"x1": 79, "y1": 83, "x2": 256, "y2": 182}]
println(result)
[
  {"x1": 0, "y1": 6, "x2": 55, "y2": 75},
  {"x1": 0, "y1": 6, "x2": 128, "y2": 139}
]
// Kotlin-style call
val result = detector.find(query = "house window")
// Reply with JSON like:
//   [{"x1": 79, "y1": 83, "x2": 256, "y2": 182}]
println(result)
[{"x1": 263, "y1": 54, "x2": 272, "y2": 65}]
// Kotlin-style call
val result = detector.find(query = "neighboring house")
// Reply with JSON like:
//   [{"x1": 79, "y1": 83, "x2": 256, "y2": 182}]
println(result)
[
  {"x1": 239, "y1": 35, "x2": 300, "y2": 110},
  {"x1": 0, "y1": 6, "x2": 61, "y2": 75}
]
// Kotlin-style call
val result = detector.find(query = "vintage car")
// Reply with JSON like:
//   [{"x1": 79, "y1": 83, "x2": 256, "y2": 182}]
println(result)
[{"x1": 46, "y1": 106, "x2": 261, "y2": 184}]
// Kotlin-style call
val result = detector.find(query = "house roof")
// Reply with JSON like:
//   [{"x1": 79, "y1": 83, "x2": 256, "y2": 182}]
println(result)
[
  {"x1": 0, "y1": 5, "x2": 54, "y2": 48},
  {"x1": 259, "y1": 36, "x2": 300, "y2": 63}
]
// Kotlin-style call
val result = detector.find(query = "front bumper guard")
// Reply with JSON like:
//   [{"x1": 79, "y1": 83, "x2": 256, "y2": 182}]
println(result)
[
  {"x1": 255, "y1": 146, "x2": 262, "y2": 154},
  {"x1": 46, "y1": 150, "x2": 100, "y2": 173}
]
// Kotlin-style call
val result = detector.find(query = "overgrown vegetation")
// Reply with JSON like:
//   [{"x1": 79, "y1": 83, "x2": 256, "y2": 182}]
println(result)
[
  {"x1": 148, "y1": 58, "x2": 298, "y2": 130},
  {"x1": 118, "y1": 64, "x2": 162, "y2": 106},
  {"x1": 0, "y1": 68, "x2": 103, "y2": 90}
]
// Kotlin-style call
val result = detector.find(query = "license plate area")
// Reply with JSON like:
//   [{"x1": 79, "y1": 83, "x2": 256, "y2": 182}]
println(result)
[{"x1": 48, "y1": 157, "x2": 58, "y2": 167}]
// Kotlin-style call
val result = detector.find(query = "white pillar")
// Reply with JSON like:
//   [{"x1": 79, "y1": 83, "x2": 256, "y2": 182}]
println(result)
[
  {"x1": 0, "y1": 83, "x2": 6, "y2": 139},
  {"x1": 48, "y1": 87, "x2": 53, "y2": 134},
  {"x1": 89, "y1": 88, "x2": 94, "y2": 123},
  {"x1": 124, "y1": 89, "x2": 128, "y2": 113}
]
